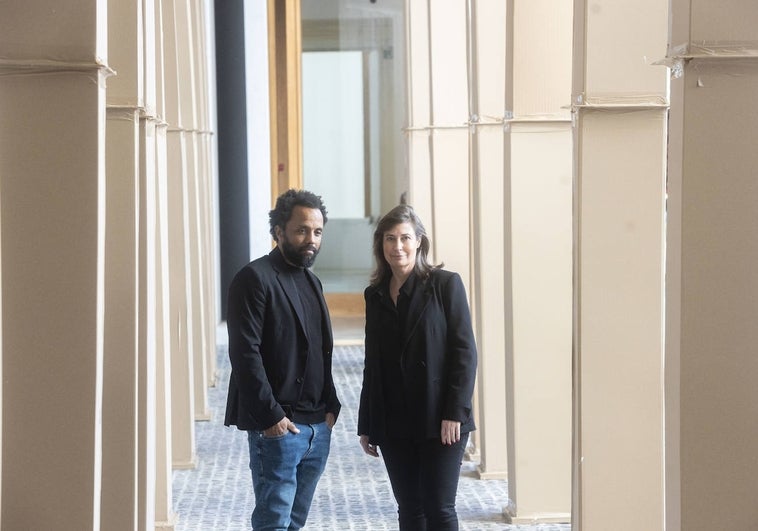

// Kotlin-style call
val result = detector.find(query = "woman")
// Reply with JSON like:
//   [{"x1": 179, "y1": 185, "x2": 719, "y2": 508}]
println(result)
[{"x1": 357, "y1": 204, "x2": 478, "y2": 530}]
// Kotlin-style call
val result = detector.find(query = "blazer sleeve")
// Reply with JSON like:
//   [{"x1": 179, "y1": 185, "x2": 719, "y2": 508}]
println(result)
[
  {"x1": 440, "y1": 272, "x2": 478, "y2": 423},
  {"x1": 227, "y1": 266, "x2": 286, "y2": 429},
  {"x1": 357, "y1": 288, "x2": 372, "y2": 436}
]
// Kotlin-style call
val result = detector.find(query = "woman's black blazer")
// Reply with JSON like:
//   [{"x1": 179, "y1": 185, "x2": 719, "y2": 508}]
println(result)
[{"x1": 358, "y1": 269, "x2": 478, "y2": 445}]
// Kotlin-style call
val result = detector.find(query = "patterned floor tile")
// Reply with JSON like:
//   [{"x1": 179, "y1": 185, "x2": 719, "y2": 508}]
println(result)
[{"x1": 173, "y1": 336, "x2": 571, "y2": 531}]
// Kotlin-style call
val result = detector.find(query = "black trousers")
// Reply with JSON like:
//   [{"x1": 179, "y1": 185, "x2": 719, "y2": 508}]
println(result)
[{"x1": 379, "y1": 432, "x2": 469, "y2": 531}]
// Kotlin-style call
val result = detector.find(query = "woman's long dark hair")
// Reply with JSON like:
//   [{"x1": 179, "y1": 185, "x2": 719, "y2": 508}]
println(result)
[{"x1": 369, "y1": 204, "x2": 442, "y2": 286}]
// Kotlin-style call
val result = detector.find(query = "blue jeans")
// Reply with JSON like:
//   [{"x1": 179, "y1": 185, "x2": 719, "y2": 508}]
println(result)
[
  {"x1": 380, "y1": 433, "x2": 469, "y2": 531},
  {"x1": 247, "y1": 422, "x2": 332, "y2": 530}
]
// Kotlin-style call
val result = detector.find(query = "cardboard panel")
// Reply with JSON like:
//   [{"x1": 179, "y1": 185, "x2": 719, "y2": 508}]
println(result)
[
  {"x1": 1, "y1": 71, "x2": 105, "y2": 530},
  {"x1": 514, "y1": 0, "x2": 573, "y2": 117},
  {"x1": 471, "y1": 124, "x2": 508, "y2": 478},
  {"x1": 678, "y1": 58, "x2": 758, "y2": 531},
  {"x1": 474, "y1": 0, "x2": 507, "y2": 119},
  {"x1": 407, "y1": 0, "x2": 431, "y2": 127},
  {"x1": 0, "y1": 0, "x2": 102, "y2": 61},
  {"x1": 428, "y1": 0, "x2": 469, "y2": 126},
  {"x1": 691, "y1": 0, "x2": 758, "y2": 44},
  {"x1": 429, "y1": 128, "x2": 471, "y2": 284},
  {"x1": 510, "y1": 123, "x2": 572, "y2": 519},
  {"x1": 582, "y1": 1, "x2": 668, "y2": 101},
  {"x1": 577, "y1": 109, "x2": 666, "y2": 531},
  {"x1": 107, "y1": 0, "x2": 143, "y2": 106}
]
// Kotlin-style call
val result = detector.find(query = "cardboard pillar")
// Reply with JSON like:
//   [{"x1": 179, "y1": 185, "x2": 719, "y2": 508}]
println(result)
[
  {"x1": 0, "y1": 1, "x2": 108, "y2": 528},
  {"x1": 572, "y1": 1, "x2": 669, "y2": 529},
  {"x1": 666, "y1": 2, "x2": 758, "y2": 529}
]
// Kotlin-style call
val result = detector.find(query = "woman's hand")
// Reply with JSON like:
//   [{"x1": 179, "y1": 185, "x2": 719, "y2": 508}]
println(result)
[
  {"x1": 359, "y1": 435, "x2": 379, "y2": 457},
  {"x1": 441, "y1": 420, "x2": 461, "y2": 445}
]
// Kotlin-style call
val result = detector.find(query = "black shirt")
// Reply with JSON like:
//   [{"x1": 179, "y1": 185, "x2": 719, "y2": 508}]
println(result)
[
  {"x1": 378, "y1": 273, "x2": 417, "y2": 437},
  {"x1": 291, "y1": 266, "x2": 326, "y2": 421}
]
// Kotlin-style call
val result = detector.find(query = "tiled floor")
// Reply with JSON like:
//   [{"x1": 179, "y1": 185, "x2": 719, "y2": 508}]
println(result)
[
  {"x1": 172, "y1": 324, "x2": 571, "y2": 531},
  {"x1": 332, "y1": 315, "x2": 365, "y2": 344}
]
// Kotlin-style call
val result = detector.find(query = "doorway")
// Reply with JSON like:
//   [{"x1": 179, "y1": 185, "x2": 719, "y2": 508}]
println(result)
[{"x1": 298, "y1": 0, "x2": 408, "y2": 314}]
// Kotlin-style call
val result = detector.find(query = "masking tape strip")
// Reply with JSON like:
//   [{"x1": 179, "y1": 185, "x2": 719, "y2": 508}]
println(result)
[{"x1": 0, "y1": 58, "x2": 115, "y2": 78}]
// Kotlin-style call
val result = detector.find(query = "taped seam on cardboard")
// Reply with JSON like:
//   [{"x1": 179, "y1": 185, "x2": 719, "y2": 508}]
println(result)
[
  {"x1": 106, "y1": 105, "x2": 143, "y2": 122},
  {"x1": 572, "y1": 92, "x2": 668, "y2": 110},
  {"x1": 686, "y1": 41, "x2": 758, "y2": 58},
  {"x1": 0, "y1": 58, "x2": 115, "y2": 78},
  {"x1": 404, "y1": 113, "x2": 570, "y2": 132},
  {"x1": 656, "y1": 42, "x2": 758, "y2": 79}
]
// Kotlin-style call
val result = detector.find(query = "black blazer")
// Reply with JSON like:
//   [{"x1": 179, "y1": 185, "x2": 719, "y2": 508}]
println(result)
[
  {"x1": 358, "y1": 269, "x2": 477, "y2": 444},
  {"x1": 224, "y1": 248, "x2": 341, "y2": 431}
]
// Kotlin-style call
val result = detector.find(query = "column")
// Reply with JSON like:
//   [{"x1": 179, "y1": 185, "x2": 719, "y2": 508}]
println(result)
[
  {"x1": 163, "y1": 0, "x2": 197, "y2": 469},
  {"x1": 103, "y1": 105, "x2": 140, "y2": 530},
  {"x1": 154, "y1": 118, "x2": 176, "y2": 529},
  {"x1": 468, "y1": 0, "x2": 509, "y2": 481},
  {"x1": 191, "y1": 0, "x2": 218, "y2": 388},
  {"x1": 174, "y1": 0, "x2": 210, "y2": 423},
  {"x1": 102, "y1": 0, "x2": 143, "y2": 527},
  {"x1": 504, "y1": 0, "x2": 573, "y2": 523},
  {"x1": 152, "y1": 0, "x2": 178, "y2": 527},
  {"x1": 0, "y1": 1, "x2": 107, "y2": 529},
  {"x1": 407, "y1": 0, "x2": 472, "y2": 278},
  {"x1": 138, "y1": 114, "x2": 159, "y2": 531},
  {"x1": 572, "y1": 1, "x2": 669, "y2": 530},
  {"x1": 666, "y1": 2, "x2": 758, "y2": 530},
  {"x1": 407, "y1": 0, "x2": 511, "y2": 485},
  {"x1": 139, "y1": 1, "x2": 161, "y2": 529},
  {"x1": 406, "y1": 0, "x2": 482, "y2": 476}
]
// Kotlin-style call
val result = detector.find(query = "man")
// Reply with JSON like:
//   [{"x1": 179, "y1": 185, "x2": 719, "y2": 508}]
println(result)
[{"x1": 225, "y1": 189, "x2": 341, "y2": 530}]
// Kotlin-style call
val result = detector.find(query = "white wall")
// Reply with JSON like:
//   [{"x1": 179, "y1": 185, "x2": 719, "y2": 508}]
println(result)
[{"x1": 244, "y1": 1, "x2": 273, "y2": 260}]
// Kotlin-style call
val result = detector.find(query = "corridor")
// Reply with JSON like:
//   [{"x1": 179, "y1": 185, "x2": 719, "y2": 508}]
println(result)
[{"x1": 172, "y1": 323, "x2": 571, "y2": 531}]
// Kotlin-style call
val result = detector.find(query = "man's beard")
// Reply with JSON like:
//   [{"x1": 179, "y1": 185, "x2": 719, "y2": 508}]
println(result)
[{"x1": 279, "y1": 237, "x2": 319, "y2": 268}]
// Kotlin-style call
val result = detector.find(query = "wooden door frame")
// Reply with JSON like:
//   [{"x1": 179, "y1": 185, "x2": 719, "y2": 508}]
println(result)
[{"x1": 268, "y1": 0, "x2": 303, "y2": 203}]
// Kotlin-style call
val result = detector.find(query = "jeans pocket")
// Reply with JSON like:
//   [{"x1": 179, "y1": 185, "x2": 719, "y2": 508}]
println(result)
[{"x1": 262, "y1": 432, "x2": 288, "y2": 441}]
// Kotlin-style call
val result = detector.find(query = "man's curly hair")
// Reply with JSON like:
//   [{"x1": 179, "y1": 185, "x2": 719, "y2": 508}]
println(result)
[{"x1": 269, "y1": 189, "x2": 328, "y2": 242}]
